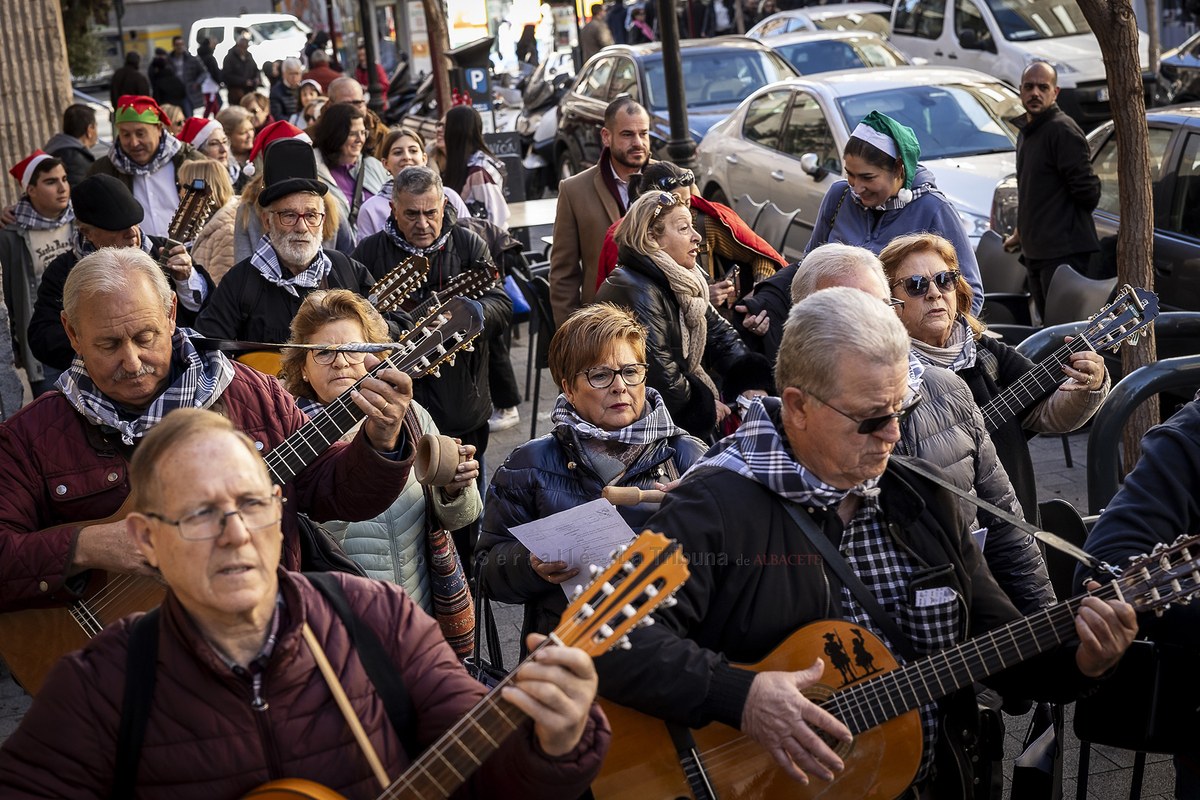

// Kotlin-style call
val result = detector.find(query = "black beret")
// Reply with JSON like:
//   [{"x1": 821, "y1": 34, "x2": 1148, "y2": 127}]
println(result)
[{"x1": 72, "y1": 174, "x2": 144, "y2": 231}]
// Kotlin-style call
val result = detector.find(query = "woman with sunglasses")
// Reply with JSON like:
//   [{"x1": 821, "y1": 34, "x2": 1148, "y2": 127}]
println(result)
[
  {"x1": 595, "y1": 161, "x2": 785, "y2": 308},
  {"x1": 880, "y1": 232, "x2": 1108, "y2": 521},
  {"x1": 279, "y1": 289, "x2": 482, "y2": 656},
  {"x1": 476, "y1": 303, "x2": 706, "y2": 648},
  {"x1": 596, "y1": 190, "x2": 755, "y2": 438},
  {"x1": 806, "y1": 111, "x2": 985, "y2": 315}
]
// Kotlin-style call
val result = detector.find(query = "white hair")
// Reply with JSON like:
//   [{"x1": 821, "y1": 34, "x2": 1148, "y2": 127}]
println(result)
[
  {"x1": 282, "y1": 57, "x2": 303, "y2": 72},
  {"x1": 776, "y1": 286, "x2": 910, "y2": 400},
  {"x1": 62, "y1": 247, "x2": 172, "y2": 326},
  {"x1": 791, "y1": 243, "x2": 889, "y2": 305}
]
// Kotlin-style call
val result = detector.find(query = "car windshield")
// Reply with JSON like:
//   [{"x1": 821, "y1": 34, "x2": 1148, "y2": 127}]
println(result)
[
  {"x1": 644, "y1": 50, "x2": 795, "y2": 111},
  {"x1": 777, "y1": 39, "x2": 905, "y2": 73},
  {"x1": 838, "y1": 83, "x2": 1022, "y2": 159},
  {"x1": 982, "y1": 0, "x2": 1091, "y2": 40},
  {"x1": 811, "y1": 11, "x2": 892, "y2": 36},
  {"x1": 251, "y1": 20, "x2": 305, "y2": 39}
]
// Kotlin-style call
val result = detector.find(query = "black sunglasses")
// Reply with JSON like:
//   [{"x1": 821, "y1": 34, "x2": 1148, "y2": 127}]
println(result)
[
  {"x1": 891, "y1": 270, "x2": 960, "y2": 299},
  {"x1": 807, "y1": 390, "x2": 923, "y2": 434},
  {"x1": 646, "y1": 169, "x2": 695, "y2": 191}
]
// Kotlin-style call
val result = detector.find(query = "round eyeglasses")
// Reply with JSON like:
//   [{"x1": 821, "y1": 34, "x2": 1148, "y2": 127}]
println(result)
[
  {"x1": 891, "y1": 270, "x2": 960, "y2": 299},
  {"x1": 577, "y1": 363, "x2": 649, "y2": 389},
  {"x1": 311, "y1": 346, "x2": 370, "y2": 366},
  {"x1": 146, "y1": 496, "x2": 284, "y2": 541}
]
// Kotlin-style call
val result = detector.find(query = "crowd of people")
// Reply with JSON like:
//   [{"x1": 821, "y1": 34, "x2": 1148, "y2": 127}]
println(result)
[{"x1": 0, "y1": 50, "x2": 1195, "y2": 800}]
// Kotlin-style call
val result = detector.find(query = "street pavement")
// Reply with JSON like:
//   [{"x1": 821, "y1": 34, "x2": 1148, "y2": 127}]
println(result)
[{"x1": 0, "y1": 326, "x2": 1179, "y2": 798}]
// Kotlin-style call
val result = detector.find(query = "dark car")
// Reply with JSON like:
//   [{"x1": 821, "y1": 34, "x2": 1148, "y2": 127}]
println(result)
[
  {"x1": 991, "y1": 105, "x2": 1200, "y2": 312},
  {"x1": 554, "y1": 36, "x2": 798, "y2": 180}
]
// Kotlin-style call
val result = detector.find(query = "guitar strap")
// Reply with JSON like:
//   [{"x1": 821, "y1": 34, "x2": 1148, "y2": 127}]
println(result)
[
  {"x1": 112, "y1": 608, "x2": 160, "y2": 800},
  {"x1": 780, "y1": 502, "x2": 919, "y2": 663}
]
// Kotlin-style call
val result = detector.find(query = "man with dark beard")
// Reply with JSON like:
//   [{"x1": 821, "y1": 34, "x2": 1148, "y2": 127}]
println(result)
[
  {"x1": 196, "y1": 139, "x2": 409, "y2": 344},
  {"x1": 549, "y1": 98, "x2": 650, "y2": 327}
]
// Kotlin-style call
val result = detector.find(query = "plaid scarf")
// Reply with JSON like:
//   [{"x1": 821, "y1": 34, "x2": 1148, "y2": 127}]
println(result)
[
  {"x1": 384, "y1": 215, "x2": 452, "y2": 258},
  {"x1": 910, "y1": 315, "x2": 977, "y2": 373},
  {"x1": 12, "y1": 197, "x2": 74, "y2": 231},
  {"x1": 906, "y1": 350, "x2": 926, "y2": 395},
  {"x1": 849, "y1": 180, "x2": 937, "y2": 212},
  {"x1": 250, "y1": 234, "x2": 332, "y2": 297},
  {"x1": 56, "y1": 327, "x2": 236, "y2": 445},
  {"x1": 72, "y1": 226, "x2": 154, "y2": 259},
  {"x1": 551, "y1": 387, "x2": 686, "y2": 446},
  {"x1": 377, "y1": 178, "x2": 394, "y2": 199},
  {"x1": 689, "y1": 396, "x2": 881, "y2": 506},
  {"x1": 107, "y1": 131, "x2": 182, "y2": 176}
]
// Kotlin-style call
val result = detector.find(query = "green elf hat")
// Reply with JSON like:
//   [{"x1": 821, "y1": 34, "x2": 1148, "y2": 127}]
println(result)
[
  {"x1": 850, "y1": 111, "x2": 921, "y2": 202},
  {"x1": 114, "y1": 95, "x2": 167, "y2": 126}
]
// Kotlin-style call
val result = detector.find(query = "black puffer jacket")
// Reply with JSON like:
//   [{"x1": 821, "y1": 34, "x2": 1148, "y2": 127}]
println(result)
[
  {"x1": 351, "y1": 215, "x2": 512, "y2": 437},
  {"x1": 596, "y1": 247, "x2": 750, "y2": 437},
  {"x1": 899, "y1": 365, "x2": 1053, "y2": 614},
  {"x1": 476, "y1": 421, "x2": 707, "y2": 641}
]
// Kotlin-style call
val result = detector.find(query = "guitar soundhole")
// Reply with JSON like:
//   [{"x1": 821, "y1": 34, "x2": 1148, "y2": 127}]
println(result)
[{"x1": 817, "y1": 728, "x2": 855, "y2": 759}]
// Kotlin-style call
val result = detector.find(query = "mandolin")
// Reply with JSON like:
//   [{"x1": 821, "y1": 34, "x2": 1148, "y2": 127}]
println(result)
[
  {"x1": 0, "y1": 298, "x2": 485, "y2": 695},
  {"x1": 981, "y1": 285, "x2": 1158, "y2": 433},
  {"x1": 243, "y1": 530, "x2": 691, "y2": 800},
  {"x1": 591, "y1": 532, "x2": 1200, "y2": 800}
]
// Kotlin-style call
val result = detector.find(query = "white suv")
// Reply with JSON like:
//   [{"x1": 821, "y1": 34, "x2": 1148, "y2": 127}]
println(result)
[{"x1": 188, "y1": 14, "x2": 312, "y2": 67}]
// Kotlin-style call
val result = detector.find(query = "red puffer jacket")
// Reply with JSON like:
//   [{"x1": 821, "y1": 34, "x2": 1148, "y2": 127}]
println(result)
[
  {"x1": 0, "y1": 569, "x2": 611, "y2": 798},
  {"x1": 0, "y1": 363, "x2": 412, "y2": 610}
]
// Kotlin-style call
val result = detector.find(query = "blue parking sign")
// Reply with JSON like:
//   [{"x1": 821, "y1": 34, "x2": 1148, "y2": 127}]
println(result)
[{"x1": 467, "y1": 69, "x2": 487, "y2": 93}]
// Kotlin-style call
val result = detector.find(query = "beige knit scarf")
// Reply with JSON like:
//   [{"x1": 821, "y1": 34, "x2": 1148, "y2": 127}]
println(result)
[{"x1": 647, "y1": 249, "x2": 720, "y2": 403}]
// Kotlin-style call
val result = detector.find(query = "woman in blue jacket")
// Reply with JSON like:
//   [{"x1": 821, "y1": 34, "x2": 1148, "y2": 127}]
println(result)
[{"x1": 805, "y1": 110, "x2": 985, "y2": 315}]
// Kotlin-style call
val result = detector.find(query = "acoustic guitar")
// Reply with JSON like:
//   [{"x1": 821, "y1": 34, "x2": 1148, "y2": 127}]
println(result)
[
  {"x1": 401, "y1": 266, "x2": 500, "y2": 320},
  {"x1": 591, "y1": 532, "x2": 1200, "y2": 800},
  {"x1": 0, "y1": 298, "x2": 485, "y2": 695},
  {"x1": 981, "y1": 285, "x2": 1158, "y2": 434},
  {"x1": 243, "y1": 530, "x2": 691, "y2": 800}
]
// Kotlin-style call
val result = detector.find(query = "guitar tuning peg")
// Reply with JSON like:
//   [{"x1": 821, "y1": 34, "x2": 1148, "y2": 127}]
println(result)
[
  {"x1": 589, "y1": 564, "x2": 602, "y2": 577},
  {"x1": 616, "y1": 635, "x2": 632, "y2": 650},
  {"x1": 636, "y1": 615, "x2": 656, "y2": 628},
  {"x1": 608, "y1": 544, "x2": 629, "y2": 561},
  {"x1": 660, "y1": 595, "x2": 678, "y2": 608},
  {"x1": 430, "y1": 368, "x2": 441, "y2": 378},
  {"x1": 463, "y1": 344, "x2": 475, "y2": 352},
  {"x1": 571, "y1": 584, "x2": 584, "y2": 600}
]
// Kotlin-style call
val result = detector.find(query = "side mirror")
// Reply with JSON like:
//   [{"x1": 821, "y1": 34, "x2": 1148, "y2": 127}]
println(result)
[
  {"x1": 799, "y1": 152, "x2": 829, "y2": 181},
  {"x1": 959, "y1": 28, "x2": 980, "y2": 48}
]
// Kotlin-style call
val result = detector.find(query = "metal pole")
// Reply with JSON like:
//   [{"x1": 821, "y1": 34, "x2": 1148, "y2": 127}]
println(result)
[
  {"x1": 360, "y1": 0, "x2": 386, "y2": 114},
  {"x1": 326, "y1": 0, "x2": 342, "y2": 70},
  {"x1": 656, "y1": 0, "x2": 696, "y2": 167},
  {"x1": 687, "y1": 0, "x2": 696, "y2": 38}
]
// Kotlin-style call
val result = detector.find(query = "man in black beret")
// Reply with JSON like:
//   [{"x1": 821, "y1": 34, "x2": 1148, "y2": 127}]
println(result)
[
  {"x1": 27, "y1": 173, "x2": 214, "y2": 372},
  {"x1": 196, "y1": 139, "x2": 408, "y2": 344}
]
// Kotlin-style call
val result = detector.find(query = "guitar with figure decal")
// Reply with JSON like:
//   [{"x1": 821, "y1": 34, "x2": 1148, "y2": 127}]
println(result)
[
  {"x1": 592, "y1": 533, "x2": 1200, "y2": 800},
  {"x1": 0, "y1": 298, "x2": 485, "y2": 695}
]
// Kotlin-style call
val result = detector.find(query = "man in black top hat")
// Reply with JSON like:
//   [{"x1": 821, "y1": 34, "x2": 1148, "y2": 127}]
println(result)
[
  {"x1": 196, "y1": 139, "x2": 409, "y2": 344},
  {"x1": 27, "y1": 173, "x2": 214, "y2": 373}
]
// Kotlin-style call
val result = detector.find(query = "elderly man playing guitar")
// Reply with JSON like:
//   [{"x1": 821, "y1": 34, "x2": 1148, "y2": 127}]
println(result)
[
  {"x1": 593, "y1": 287, "x2": 1137, "y2": 800},
  {"x1": 0, "y1": 408, "x2": 609, "y2": 798}
]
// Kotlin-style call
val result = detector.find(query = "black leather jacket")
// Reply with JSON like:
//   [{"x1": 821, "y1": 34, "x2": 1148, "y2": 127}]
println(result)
[{"x1": 596, "y1": 246, "x2": 750, "y2": 437}]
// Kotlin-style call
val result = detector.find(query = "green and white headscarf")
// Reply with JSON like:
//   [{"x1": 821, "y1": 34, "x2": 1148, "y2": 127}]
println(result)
[{"x1": 850, "y1": 111, "x2": 922, "y2": 203}]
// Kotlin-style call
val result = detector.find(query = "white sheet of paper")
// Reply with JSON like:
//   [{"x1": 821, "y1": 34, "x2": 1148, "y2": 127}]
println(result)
[{"x1": 508, "y1": 498, "x2": 638, "y2": 599}]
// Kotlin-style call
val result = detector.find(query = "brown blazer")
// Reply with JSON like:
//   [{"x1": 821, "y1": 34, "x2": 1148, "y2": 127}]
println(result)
[{"x1": 549, "y1": 163, "x2": 622, "y2": 327}]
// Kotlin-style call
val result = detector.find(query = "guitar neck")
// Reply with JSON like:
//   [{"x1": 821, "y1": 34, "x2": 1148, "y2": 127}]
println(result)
[
  {"x1": 824, "y1": 588, "x2": 1111, "y2": 734},
  {"x1": 411, "y1": 272, "x2": 492, "y2": 320},
  {"x1": 980, "y1": 337, "x2": 1092, "y2": 433}
]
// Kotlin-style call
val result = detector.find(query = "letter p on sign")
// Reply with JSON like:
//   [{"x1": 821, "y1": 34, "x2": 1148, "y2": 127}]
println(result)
[{"x1": 467, "y1": 69, "x2": 487, "y2": 93}]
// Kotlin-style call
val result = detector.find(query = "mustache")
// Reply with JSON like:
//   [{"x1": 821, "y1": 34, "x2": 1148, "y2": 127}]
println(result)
[{"x1": 112, "y1": 362, "x2": 157, "y2": 382}]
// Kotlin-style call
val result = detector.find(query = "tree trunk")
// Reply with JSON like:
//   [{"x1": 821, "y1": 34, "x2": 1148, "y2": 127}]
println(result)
[
  {"x1": 1076, "y1": 0, "x2": 1158, "y2": 473},
  {"x1": 423, "y1": 0, "x2": 451, "y2": 119}
]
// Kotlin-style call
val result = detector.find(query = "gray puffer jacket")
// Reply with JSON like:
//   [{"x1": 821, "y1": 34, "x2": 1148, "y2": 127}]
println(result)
[{"x1": 898, "y1": 365, "x2": 1054, "y2": 614}]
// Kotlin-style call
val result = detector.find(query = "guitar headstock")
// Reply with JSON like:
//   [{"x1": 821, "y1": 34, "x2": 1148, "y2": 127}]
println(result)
[
  {"x1": 168, "y1": 178, "x2": 216, "y2": 243},
  {"x1": 447, "y1": 265, "x2": 500, "y2": 300},
  {"x1": 1117, "y1": 533, "x2": 1200, "y2": 617},
  {"x1": 1083, "y1": 285, "x2": 1159, "y2": 354},
  {"x1": 371, "y1": 256, "x2": 431, "y2": 313},
  {"x1": 386, "y1": 296, "x2": 484, "y2": 380},
  {"x1": 553, "y1": 531, "x2": 690, "y2": 656}
]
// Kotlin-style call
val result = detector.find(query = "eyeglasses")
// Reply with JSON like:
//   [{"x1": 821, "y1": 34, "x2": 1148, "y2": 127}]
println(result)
[
  {"x1": 146, "y1": 496, "x2": 284, "y2": 541},
  {"x1": 887, "y1": 297, "x2": 905, "y2": 310},
  {"x1": 269, "y1": 210, "x2": 326, "y2": 228},
  {"x1": 577, "y1": 362, "x2": 649, "y2": 389},
  {"x1": 646, "y1": 169, "x2": 695, "y2": 191},
  {"x1": 891, "y1": 270, "x2": 960, "y2": 299},
  {"x1": 311, "y1": 346, "x2": 370, "y2": 366},
  {"x1": 804, "y1": 390, "x2": 923, "y2": 434},
  {"x1": 651, "y1": 191, "x2": 680, "y2": 219}
]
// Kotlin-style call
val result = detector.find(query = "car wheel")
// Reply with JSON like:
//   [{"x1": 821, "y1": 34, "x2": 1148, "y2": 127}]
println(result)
[
  {"x1": 558, "y1": 149, "x2": 578, "y2": 183},
  {"x1": 706, "y1": 185, "x2": 730, "y2": 206}
]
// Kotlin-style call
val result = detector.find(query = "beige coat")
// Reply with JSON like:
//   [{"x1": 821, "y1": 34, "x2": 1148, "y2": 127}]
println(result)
[
  {"x1": 190, "y1": 198, "x2": 240, "y2": 285},
  {"x1": 549, "y1": 163, "x2": 622, "y2": 327}
]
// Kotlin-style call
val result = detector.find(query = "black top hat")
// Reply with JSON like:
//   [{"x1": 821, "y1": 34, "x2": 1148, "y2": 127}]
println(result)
[
  {"x1": 73, "y1": 174, "x2": 144, "y2": 231},
  {"x1": 257, "y1": 139, "x2": 328, "y2": 208}
]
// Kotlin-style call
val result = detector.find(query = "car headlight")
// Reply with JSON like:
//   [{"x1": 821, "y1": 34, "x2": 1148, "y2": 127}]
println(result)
[
  {"x1": 958, "y1": 209, "x2": 992, "y2": 237},
  {"x1": 1023, "y1": 53, "x2": 1077, "y2": 74}
]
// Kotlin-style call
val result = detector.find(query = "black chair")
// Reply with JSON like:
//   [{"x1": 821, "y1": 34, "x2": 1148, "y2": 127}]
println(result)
[
  {"x1": 736, "y1": 194, "x2": 768, "y2": 229},
  {"x1": 754, "y1": 201, "x2": 799, "y2": 257},
  {"x1": 988, "y1": 264, "x2": 1118, "y2": 347},
  {"x1": 1036, "y1": 499, "x2": 1089, "y2": 600},
  {"x1": 516, "y1": 275, "x2": 557, "y2": 440},
  {"x1": 976, "y1": 230, "x2": 1033, "y2": 326}
]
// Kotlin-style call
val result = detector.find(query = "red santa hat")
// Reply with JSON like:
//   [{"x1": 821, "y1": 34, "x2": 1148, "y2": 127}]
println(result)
[
  {"x1": 177, "y1": 117, "x2": 222, "y2": 150},
  {"x1": 245, "y1": 121, "x2": 313, "y2": 177},
  {"x1": 9, "y1": 150, "x2": 52, "y2": 188}
]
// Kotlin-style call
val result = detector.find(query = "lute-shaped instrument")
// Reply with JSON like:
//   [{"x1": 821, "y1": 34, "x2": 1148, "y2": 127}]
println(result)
[
  {"x1": 402, "y1": 265, "x2": 500, "y2": 319},
  {"x1": 244, "y1": 530, "x2": 691, "y2": 800},
  {"x1": 369, "y1": 255, "x2": 430, "y2": 314}
]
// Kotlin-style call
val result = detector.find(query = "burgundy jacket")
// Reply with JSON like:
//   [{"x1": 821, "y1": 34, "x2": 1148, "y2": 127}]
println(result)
[
  {"x1": 0, "y1": 570, "x2": 611, "y2": 798},
  {"x1": 0, "y1": 362, "x2": 411, "y2": 611}
]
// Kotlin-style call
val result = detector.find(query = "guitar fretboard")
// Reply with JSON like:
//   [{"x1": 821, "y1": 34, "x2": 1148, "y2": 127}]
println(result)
[
  {"x1": 980, "y1": 337, "x2": 1093, "y2": 433},
  {"x1": 821, "y1": 585, "x2": 1117, "y2": 734}
]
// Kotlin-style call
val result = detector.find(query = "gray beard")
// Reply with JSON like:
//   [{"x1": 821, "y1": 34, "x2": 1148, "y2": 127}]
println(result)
[{"x1": 273, "y1": 233, "x2": 321, "y2": 273}]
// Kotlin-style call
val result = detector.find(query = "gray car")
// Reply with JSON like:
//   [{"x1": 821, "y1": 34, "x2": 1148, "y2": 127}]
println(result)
[
  {"x1": 695, "y1": 65, "x2": 1023, "y2": 261},
  {"x1": 767, "y1": 29, "x2": 912, "y2": 75}
]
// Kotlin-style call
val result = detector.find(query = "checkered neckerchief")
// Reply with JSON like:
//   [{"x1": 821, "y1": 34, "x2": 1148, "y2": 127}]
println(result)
[
  {"x1": 551, "y1": 387, "x2": 687, "y2": 447},
  {"x1": 250, "y1": 233, "x2": 332, "y2": 297},
  {"x1": 12, "y1": 197, "x2": 73, "y2": 231},
  {"x1": 107, "y1": 131, "x2": 182, "y2": 176}
]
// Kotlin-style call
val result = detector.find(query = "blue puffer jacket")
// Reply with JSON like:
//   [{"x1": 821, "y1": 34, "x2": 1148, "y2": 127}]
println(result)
[{"x1": 476, "y1": 422, "x2": 708, "y2": 640}]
